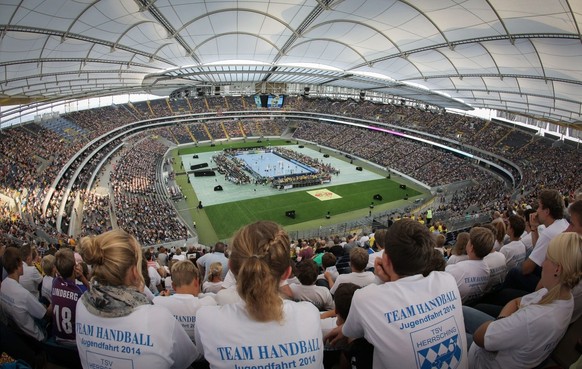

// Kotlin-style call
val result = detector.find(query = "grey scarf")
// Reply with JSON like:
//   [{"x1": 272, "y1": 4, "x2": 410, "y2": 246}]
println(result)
[{"x1": 81, "y1": 282, "x2": 150, "y2": 318}]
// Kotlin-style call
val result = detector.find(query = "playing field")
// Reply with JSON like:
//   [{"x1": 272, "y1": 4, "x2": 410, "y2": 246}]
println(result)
[
  {"x1": 172, "y1": 140, "x2": 423, "y2": 242},
  {"x1": 204, "y1": 179, "x2": 419, "y2": 239}
]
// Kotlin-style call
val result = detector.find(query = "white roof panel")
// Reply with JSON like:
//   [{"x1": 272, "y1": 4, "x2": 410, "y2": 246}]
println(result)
[{"x1": 1, "y1": 0, "x2": 582, "y2": 127}]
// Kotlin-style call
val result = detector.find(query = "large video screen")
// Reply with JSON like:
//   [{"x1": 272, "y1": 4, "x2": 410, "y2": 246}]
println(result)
[
  {"x1": 254, "y1": 95, "x2": 262, "y2": 108},
  {"x1": 267, "y1": 95, "x2": 284, "y2": 108}
]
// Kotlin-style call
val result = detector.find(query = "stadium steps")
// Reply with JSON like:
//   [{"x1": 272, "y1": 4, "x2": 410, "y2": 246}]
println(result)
[
  {"x1": 185, "y1": 97, "x2": 193, "y2": 111},
  {"x1": 221, "y1": 122, "x2": 230, "y2": 139},
  {"x1": 165, "y1": 98, "x2": 175, "y2": 114},
  {"x1": 146, "y1": 100, "x2": 155, "y2": 115},
  {"x1": 493, "y1": 128, "x2": 514, "y2": 147},
  {"x1": 202, "y1": 123, "x2": 213, "y2": 141}
]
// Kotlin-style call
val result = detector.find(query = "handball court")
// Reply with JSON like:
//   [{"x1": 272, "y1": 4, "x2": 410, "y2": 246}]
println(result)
[{"x1": 181, "y1": 145, "x2": 385, "y2": 207}]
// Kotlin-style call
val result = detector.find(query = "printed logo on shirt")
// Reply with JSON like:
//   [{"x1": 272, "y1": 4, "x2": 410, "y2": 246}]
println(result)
[
  {"x1": 411, "y1": 316, "x2": 463, "y2": 369},
  {"x1": 86, "y1": 350, "x2": 134, "y2": 369}
]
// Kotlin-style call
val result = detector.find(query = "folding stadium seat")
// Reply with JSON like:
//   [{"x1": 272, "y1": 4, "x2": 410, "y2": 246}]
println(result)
[
  {"x1": 0, "y1": 320, "x2": 45, "y2": 368},
  {"x1": 42, "y1": 337, "x2": 81, "y2": 369}
]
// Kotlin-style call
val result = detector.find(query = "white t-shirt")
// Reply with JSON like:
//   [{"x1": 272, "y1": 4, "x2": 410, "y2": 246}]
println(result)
[
  {"x1": 76, "y1": 301, "x2": 198, "y2": 369},
  {"x1": 19, "y1": 262, "x2": 43, "y2": 299},
  {"x1": 367, "y1": 250, "x2": 384, "y2": 269},
  {"x1": 520, "y1": 232, "x2": 533, "y2": 254},
  {"x1": 528, "y1": 219, "x2": 569, "y2": 266},
  {"x1": 221, "y1": 270, "x2": 237, "y2": 289},
  {"x1": 483, "y1": 252, "x2": 506, "y2": 293},
  {"x1": 330, "y1": 271, "x2": 376, "y2": 295},
  {"x1": 342, "y1": 272, "x2": 468, "y2": 369},
  {"x1": 317, "y1": 266, "x2": 339, "y2": 282},
  {"x1": 0, "y1": 277, "x2": 47, "y2": 341},
  {"x1": 469, "y1": 288, "x2": 573, "y2": 369},
  {"x1": 202, "y1": 281, "x2": 224, "y2": 294},
  {"x1": 215, "y1": 286, "x2": 242, "y2": 305},
  {"x1": 171, "y1": 254, "x2": 186, "y2": 262},
  {"x1": 153, "y1": 293, "x2": 216, "y2": 343},
  {"x1": 195, "y1": 300, "x2": 324, "y2": 369},
  {"x1": 447, "y1": 254, "x2": 469, "y2": 265},
  {"x1": 500, "y1": 240, "x2": 527, "y2": 270},
  {"x1": 41, "y1": 275, "x2": 54, "y2": 304},
  {"x1": 289, "y1": 284, "x2": 335, "y2": 311},
  {"x1": 147, "y1": 266, "x2": 162, "y2": 293},
  {"x1": 445, "y1": 260, "x2": 490, "y2": 304}
]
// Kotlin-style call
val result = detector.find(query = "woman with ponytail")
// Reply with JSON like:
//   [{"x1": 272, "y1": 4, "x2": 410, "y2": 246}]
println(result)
[
  {"x1": 75, "y1": 229, "x2": 197, "y2": 369},
  {"x1": 195, "y1": 221, "x2": 324, "y2": 368},
  {"x1": 465, "y1": 232, "x2": 582, "y2": 369}
]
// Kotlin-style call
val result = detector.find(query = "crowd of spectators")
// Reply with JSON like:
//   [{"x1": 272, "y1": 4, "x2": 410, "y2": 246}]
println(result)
[
  {"x1": 1, "y1": 95, "x2": 580, "y2": 252},
  {"x1": 110, "y1": 137, "x2": 189, "y2": 245}
]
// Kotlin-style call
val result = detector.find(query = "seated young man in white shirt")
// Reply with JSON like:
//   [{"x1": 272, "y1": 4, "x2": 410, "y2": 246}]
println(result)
[
  {"x1": 18, "y1": 244, "x2": 43, "y2": 299},
  {"x1": 445, "y1": 227, "x2": 494, "y2": 305},
  {"x1": 0, "y1": 247, "x2": 50, "y2": 341},
  {"x1": 290, "y1": 259, "x2": 334, "y2": 311},
  {"x1": 327, "y1": 247, "x2": 376, "y2": 295},
  {"x1": 153, "y1": 260, "x2": 216, "y2": 344},
  {"x1": 325, "y1": 219, "x2": 468, "y2": 369},
  {"x1": 500, "y1": 215, "x2": 527, "y2": 271}
]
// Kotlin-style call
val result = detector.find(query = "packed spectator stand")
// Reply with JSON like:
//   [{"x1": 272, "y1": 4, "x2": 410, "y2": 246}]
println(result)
[{"x1": 1, "y1": 95, "x2": 580, "y2": 251}]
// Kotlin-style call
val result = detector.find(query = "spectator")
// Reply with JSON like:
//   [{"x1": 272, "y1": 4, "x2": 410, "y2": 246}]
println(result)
[
  {"x1": 289, "y1": 259, "x2": 334, "y2": 311},
  {"x1": 447, "y1": 232, "x2": 470, "y2": 265},
  {"x1": 202, "y1": 262, "x2": 224, "y2": 294},
  {"x1": 325, "y1": 219, "x2": 468, "y2": 368},
  {"x1": 506, "y1": 189, "x2": 569, "y2": 293},
  {"x1": 195, "y1": 221, "x2": 324, "y2": 368},
  {"x1": 40, "y1": 254, "x2": 56, "y2": 305},
  {"x1": 500, "y1": 215, "x2": 527, "y2": 270},
  {"x1": 334, "y1": 283, "x2": 374, "y2": 369},
  {"x1": 464, "y1": 232, "x2": 582, "y2": 369},
  {"x1": 0, "y1": 247, "x2": 49, "y2": 341},
  {"x1": 75, "y1": 229, "x2": 197, "y2": 368},
  {"x1": 153, "y1": 260, "x2": 216, "y2": 344},
  {"x1": 481, "y1": 224, "x2": 507, "y2": 294},
  {"x1": 328, "y1": 247, "x2": 376, "y2": 295},
  {"x1": 196, "y1": 242, "x2": 228, "y2": 281},
  {"x1": 51, "y1": 248, "x2": 85, "y2": 344},
  {"x1": 445, "y1": 227, "x2": 493, "y2": 304},
  {"x1": 19, "y1": 243, "x2": 43, "y2": 299}
]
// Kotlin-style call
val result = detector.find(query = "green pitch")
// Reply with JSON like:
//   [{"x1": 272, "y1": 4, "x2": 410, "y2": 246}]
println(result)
[
  {"x1": 171, "y1": 140, "x2": 423, "y2": 243},
  {"x1": 205, "y1": 179, "x2": 419, "y2": 239}
]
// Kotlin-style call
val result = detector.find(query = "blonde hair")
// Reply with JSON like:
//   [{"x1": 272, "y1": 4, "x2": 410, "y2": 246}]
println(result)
[
  {"x1": 539, "y1": 232, "x2": 582, "y2": 305},
  {"x1": 41, "y1": 254, "x2": 56, "y2": 276},
  {"x1": 79, "y1": 229, "x2": 144, "y2": 288},
  {"x1": 230, "y1": 221, "x2": 290, "y2": 322},
  {"x1": 208, "y1": 262, "x2": 223, "y2": 280},
  {"x1": 171, "y1": 260, "x2": 199, "y2": 288}
]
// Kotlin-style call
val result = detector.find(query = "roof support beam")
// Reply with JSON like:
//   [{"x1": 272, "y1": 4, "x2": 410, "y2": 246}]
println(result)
[
  {"x1": 401, "y1": 73, "x2": 582, "y2": 87},
  {"x1": 134, "y1": 0, "x2": 200, "y2": 63},
  {"x1": 0, "y1": 58, "x2": 159, "y2": 70},
  {"x1": 0, "y1": 25, "x2": 176, "y2": 66},
  {"x1": 352, "y1": 33, "x2": 581, "y2": 70}
]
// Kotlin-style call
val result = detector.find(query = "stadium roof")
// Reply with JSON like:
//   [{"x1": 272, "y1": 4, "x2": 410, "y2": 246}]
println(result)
[{"x1": 2, "y1": 0, "x2": 582, "y2": 127}]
